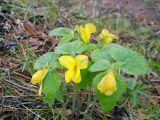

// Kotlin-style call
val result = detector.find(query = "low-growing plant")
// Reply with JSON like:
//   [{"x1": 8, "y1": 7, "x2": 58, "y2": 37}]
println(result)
[{"x1": 31, "y1": 23, "x2": 148, "y2": 113}]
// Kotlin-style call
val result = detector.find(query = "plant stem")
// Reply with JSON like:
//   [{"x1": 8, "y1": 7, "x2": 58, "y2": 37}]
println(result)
[
  {"x1": 87, "y1": 87, "x2": 93, "y2": 119},
  {"x1": 71, "y1": 86, "x2": 77, "y2": 118},
  {"x1": 50, "y1": 105, "x2": 55, "y2": 119}
]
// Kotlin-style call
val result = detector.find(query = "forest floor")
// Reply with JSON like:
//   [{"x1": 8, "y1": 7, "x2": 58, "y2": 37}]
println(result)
[{"x1": 0, "y1": 0, "x2": 160, "y2": 119}]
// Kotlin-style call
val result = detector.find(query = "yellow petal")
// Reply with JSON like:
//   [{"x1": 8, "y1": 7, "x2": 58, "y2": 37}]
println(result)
[
  {"x1": 80, "y1": 26, "x2": 90, "y2": 43},
  {"x1": 59, "y1": 56, "x2": 76, "y2": 69},
  {"x1": 101, "y1": 29, "x2": 109, "y2": 35},
  {"x1": 31, "y1": 69, "x2": 48, "y2": 84},
  {"x1": 85, "y1": 23, "x2": 96, "y2": 33},
  {"x1": 72, "y1": 66, "x2": 81, "y2": 83},
  {"x1": 97, "y1": 71, "x2": 117, "y2": 96},
  {"x1": 105, "y1": 33, "x2": 118, "y2": 40},
  {"x1": 98, "y1": 29, "x2": 109, "y2": 43},
  {"x1": 38, "y1": 83, "x2": 43, "y2": 96},
  {"x1": 104, "y1": 91, "x2": 114, "y2": 96},
  {"x1": 65, "y1": 68, "x2": 74, "y2": 83},
  {"x1": 75, "y1": 55, "x2": 88, "y2": 69},
  {"x1": 99, "y1": 29, "x2": 118, "y2": 45},
  {"x1": 103, "y1": 38, "x2": 113, "y2": 45}
]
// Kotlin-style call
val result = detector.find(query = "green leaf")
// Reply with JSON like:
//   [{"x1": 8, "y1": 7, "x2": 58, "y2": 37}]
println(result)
[
  {"x1": 90, "y1": 47, "x2": 111, "y2": 62},
  {"x1": 126, "y1": 78, "x2": 137, "y2": 91},
  {"x1": 121, "y1": 55, "x2": 148, "y2": 75},
  {"x1": 128, "y1": 81, "x2": 151, "y2": 106},
  {"x1": 55, "y1": 88, "x2": 64, "y2": 102},
  {"x1": 49, "y1": 27, "x2": 73, "y2": 37},
  {"x1": 58, "y1": 34, "x2": 74, "y2": 45},
  {"x1": 109, "y1": 44, "x2": 137, "y2": 62},
  {"x1": 76, "y1": 64, "x2": 98, "y2": 89},
  {"x1": 92, "y1": 73, "x2": 126, "y2": 113},
  {"x1": 108, "y1": 44, "x2": 148, "y2": 74},
  {"x1": 83, "y1": 43, "x2": 97, "y2": 53},
  {"x1": 131, "y1": 92, "x2": 139, "y2": 106},
  {"x1": 90, "y1": 44, "x2": 119, "y2": 62},
  {"x1": 55, "y1": 41, "x2": 85, "y2": 55},
  {"x1": 34, "y1": 52, "x2": 59, "y2": 70},
  {"x1": 43, "y1": 69, "x2": 61, "y2": 105},
  {"x1": 89, "y1": 60, "x2": 110, "y2": 72},
  {"x1": 91, "y1": 44, "x2": 148, "y2": 75},
  {"x1": 112, "y1": 62, "x2": 125, "y2": 71}
]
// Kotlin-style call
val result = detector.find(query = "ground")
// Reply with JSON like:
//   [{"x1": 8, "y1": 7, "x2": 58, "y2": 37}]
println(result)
[{"x1": 0, "y1": 0, "x2": 160, "y2": 120}]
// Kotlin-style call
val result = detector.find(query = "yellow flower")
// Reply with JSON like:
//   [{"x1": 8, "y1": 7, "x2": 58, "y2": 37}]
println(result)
[
  {"x1": 59, "y1": 55, "x2": 88, "y2": 83},
  {"x1": 31, "y1": 69, "x2": 48, "y2": 95},
  {"x1": 98, "y1": 29, "x2": 118, "y2": 44},
  {"x1": 80, "y1": 23, "x2": 96, "y2": 43},
  {"x1": 97, "y1": 71, "x2": 117, "y2": 96}
]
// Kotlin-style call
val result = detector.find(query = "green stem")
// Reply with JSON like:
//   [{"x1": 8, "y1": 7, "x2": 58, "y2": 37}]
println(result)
[
  {"x1": 71, "y1": 86, "x2": 77, "y2": 118},
  {"x1": 86, "y1": 87, "x2": 92, "y2": 119},
  {"x1": 50, "y1": 105, "x2": 55, "y2": 119}
]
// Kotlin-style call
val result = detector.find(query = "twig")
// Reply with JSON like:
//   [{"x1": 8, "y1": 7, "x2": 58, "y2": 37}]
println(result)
[
  {"x1": 0, "y1": 12, "x2": 18, "y2": 33},
  {"x1": 21, "y1": 104, "x2": 46, "y2": 120},
  {"x1": 3, "y1": 77, "x2": 37, "y2": 93}
]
